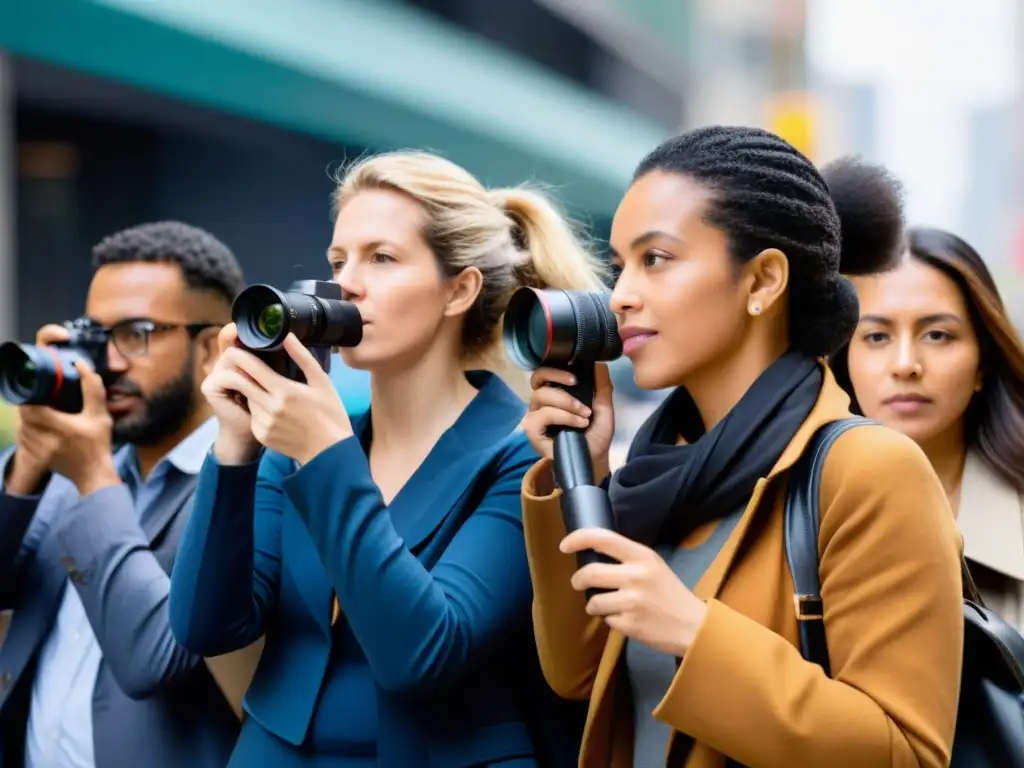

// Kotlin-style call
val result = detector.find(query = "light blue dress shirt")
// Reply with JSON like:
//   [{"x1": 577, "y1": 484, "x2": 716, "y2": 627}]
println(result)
[{"x1": 23, "y1": 418, "x2": 218, "y2": 768}]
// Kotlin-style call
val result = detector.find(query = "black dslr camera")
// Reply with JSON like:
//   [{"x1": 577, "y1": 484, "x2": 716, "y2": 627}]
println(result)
[
  {"x1": 231, "y1": 279, "x2": 363, "y2": 383},
  {"x1": 0, "y1": 317, "x2": 111, "y2": 413}
]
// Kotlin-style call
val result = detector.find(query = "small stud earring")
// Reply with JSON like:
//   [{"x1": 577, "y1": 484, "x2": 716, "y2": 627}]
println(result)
[{"x1": 750, "y1": 303, "x2": 762, "y2": 316}]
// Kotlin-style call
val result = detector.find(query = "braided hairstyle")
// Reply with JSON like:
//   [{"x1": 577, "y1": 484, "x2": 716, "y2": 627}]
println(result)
[{"x1": 634, "y1": 126, "x2": 905, "y2": 356}]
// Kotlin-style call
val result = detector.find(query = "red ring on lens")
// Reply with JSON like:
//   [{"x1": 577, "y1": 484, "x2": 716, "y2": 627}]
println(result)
[{"x1": 44, "y1": 347, "x2": 64, "y2": 401}]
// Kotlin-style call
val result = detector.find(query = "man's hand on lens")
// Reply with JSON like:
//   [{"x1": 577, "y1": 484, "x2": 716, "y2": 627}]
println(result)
[
  {"x1": 17, "y1": 360, "x2": 120, "y2": 497},
  {"x1": 35, "y1": 323, "x2": 71, "y2": 347},
  {"x1": 5, "y1": 323, "x2": 77, "y2": 495}
]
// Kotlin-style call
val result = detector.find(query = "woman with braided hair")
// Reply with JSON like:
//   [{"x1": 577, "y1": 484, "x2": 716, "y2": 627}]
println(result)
[{"x1": 518, "y1": 127, "x2": 963, "y2": 767}]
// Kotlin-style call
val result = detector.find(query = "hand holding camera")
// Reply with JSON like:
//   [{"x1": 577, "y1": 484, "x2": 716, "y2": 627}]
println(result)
[
  {"x1": 204, "y1": 324, "x2": 261, "y2": 465},
  {"x1": 3, "y1": 322, "x2": 117, "y2": 496},
  {"x1": 504, "y1": 287, "x2": 621, "y2": 494},
  {"x1": 503, "y1": 287, "x2": 623, "y2": 597},
  {"x1": 207, "y1": 279, "x2": 363, "y2": 466},
  {"x1": 207, "y1": 330, "x2": 353, "y2": 466},
  {"x1": 521, "y1": 364, "x2": 615, "y2": 494}
]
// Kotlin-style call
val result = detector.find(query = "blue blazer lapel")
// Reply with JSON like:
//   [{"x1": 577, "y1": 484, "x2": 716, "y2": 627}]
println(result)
[
  {"x1": 281, "y1": 501, "x2": 336, "y2": 638},
  {"x1": 382, "y1": 372, "x2": 527, "y2": 555},
  {"x1": 388, "y1": 434, "x2": 490, "y2": 554},
  {"x1": 281, "y1": 371, "x2": 526, "y2": 633}
]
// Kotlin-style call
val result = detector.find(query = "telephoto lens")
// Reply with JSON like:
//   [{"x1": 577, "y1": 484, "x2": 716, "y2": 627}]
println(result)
[
  {"x1": 232, "y1": 279, "x2": 363, "y2": 383},
  {"x1": 503, "y1": 287, "x2": 622, "y2": 371}
]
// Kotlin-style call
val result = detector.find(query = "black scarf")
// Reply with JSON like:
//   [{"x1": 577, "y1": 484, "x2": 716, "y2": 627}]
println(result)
[{"x1": 608, "y1": 351, "x2": 822, "y2": 547}]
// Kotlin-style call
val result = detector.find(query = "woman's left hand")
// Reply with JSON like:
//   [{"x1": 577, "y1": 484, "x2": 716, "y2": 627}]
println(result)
[
  {"x1": 231, "y1": 334, "x2": 353, "y2": 464},
  {"x1": 561, "y1": 528, "x2": 708, "y2": 658}
]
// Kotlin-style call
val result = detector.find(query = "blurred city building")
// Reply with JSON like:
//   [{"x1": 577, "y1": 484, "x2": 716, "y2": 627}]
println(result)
[
  {"x1": 809, "y1": 0, "x2": 1020, "y2": 315},
  {"x1": 0, "y1": 0, "x2": 683, "y2": 343},
  {"x1": 1, "y1": 0, "x2": 1020, "y2": 447}
]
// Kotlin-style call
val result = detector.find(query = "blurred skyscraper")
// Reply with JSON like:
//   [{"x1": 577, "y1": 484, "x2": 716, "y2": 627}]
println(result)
[
  {"x1": 684, "y1": 0, "x2": 810, "y2": 152},
  {"x1": 964, "y1": 105, "x2": 1014, "y2": 271}
]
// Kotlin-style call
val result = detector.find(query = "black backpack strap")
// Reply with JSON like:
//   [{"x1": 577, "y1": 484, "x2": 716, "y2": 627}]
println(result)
[
  {"x1": 784, "y1": 417, "x2": 876, "y2": 675},
  {"x1": 724, "y1": 417, "x2": 875, "y2": 768}
]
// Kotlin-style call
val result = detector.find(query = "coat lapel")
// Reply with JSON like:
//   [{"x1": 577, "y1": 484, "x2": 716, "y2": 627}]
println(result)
[
  {"x1": 282, "y1": 503, "x2": 336, "y2": 638},
  {"x1": 285, "y1": 371, "x2": 527, "y2": 634},
  {"x1": 587, "y1": 368, "x2": 853, "y2": 722},
  {"x1": 139, "y1": 472, "x2": 200, "y2": 544},
  {"x1": 355, "y1": 371, "x2": 527, "y2": 554},
  {"x1": 687, "y1": 364, "x2": 852, "y2": 606},
  {"x1": 959, "y1": 452, "x2": 1024, "y2": 581}
]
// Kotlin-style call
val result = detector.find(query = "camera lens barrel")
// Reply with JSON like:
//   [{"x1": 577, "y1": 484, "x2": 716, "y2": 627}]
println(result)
[
  {"x1": 0, "y1": 342, "x2": 91, "y2": 412},
  {"x1": 319, "y1": 300, "x2": 363, "y2": 348},
  {"x1": 233, "y1": 283, "x2": 363, "y2": 351},
  {"x1": 503, "y1": 287, "x2": 622, "y2": 370}
]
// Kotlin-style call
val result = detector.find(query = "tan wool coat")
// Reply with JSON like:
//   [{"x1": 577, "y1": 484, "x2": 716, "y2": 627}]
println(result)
[{"x1": 522, "y1": 367, "x2": 964, "y2": 768}]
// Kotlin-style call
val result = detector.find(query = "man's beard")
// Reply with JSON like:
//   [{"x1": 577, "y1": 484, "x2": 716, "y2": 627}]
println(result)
[{"x1": 110, "y1": 361, "x2": 198, "y2": 447}]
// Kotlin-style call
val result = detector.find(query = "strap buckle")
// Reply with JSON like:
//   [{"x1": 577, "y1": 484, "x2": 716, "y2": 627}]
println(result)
[{"x1": 793, "y1": 594, "x2": 823, "y2": 621}]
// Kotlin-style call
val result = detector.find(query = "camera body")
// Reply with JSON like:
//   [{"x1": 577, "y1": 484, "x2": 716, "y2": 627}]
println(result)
[
  {"x1": 232, "y1": 279, "x2": 362, "y2": 383},
  {"x1": 0, "y1": 317, "x2": 111, "y2": 413}
]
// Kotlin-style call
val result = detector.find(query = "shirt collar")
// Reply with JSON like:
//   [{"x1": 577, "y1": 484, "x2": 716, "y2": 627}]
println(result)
[{"x1": 117, "y1": 417, "x2": 219, "y2": 482}]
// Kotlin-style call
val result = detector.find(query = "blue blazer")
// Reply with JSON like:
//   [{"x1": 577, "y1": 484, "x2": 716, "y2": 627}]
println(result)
[{"x1": 170, "y1": 372, "x2": 581, "y2": 767}]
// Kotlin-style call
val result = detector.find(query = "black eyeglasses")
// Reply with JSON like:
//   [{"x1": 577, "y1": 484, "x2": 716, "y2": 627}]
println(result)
[{"x1": 70, "y1": 317, "x2": 218, "y2": 359}]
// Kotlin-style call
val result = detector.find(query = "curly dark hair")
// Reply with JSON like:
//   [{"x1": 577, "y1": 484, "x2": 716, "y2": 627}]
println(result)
[
  {"x1": 92, "y1": 221, "x2": 245, "y2": 305},
  {"x1": 634, "y1": 127, "x2": 906, "y2": 356}
]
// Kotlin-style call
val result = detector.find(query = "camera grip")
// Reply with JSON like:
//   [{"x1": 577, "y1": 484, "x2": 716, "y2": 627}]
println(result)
[
  {"x1": 575, "y1": 547, "x2": 618, "y2": 602},
  {"x1": 252, "y1": 345, "x2": 332, "y2": 384},
  {"x1": 550, "y1": 361, "x2": 596, "y2": 409},
  {"x1": 560, "y1": 483, "x2": 619, "y2": 602}
]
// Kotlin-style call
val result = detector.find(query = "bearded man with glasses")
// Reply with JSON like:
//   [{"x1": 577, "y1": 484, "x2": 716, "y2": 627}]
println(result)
[{"x1": 0, "y1": 222, "x2": 260, "y2": 768}]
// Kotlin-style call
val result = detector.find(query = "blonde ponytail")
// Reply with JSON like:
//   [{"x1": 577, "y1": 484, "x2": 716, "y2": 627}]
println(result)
[
  {"x1": 491, "y1": 187, "x2": 608, "y2": 294},
  {"x1": 482, "y1": 187, "x2": 610, "y2": 398},
  {"x1": 332, "y1": 151, "x2": 608, "y2": 401}
]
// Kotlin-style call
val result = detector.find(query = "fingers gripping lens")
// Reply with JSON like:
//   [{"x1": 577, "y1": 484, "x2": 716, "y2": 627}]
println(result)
[
  {"x1": 0, "y1": 342, "x2": 97, "y2": 413},
  {"x1": 0, "y1": 316, "x2": 109, "y2": 413},
  {"x1": 503, "y1": 287, "x2": 622, "y2": 370}
]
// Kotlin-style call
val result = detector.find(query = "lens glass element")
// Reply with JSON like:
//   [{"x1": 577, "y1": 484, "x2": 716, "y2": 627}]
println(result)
[
  {"x1": 502, "y1": 287, "x2": 622, "y2": 370},
  {"x1": 527, "y1": 309, "x2": 549, "y2": 362},
  {"x1": 257, "y1": 303, "x2": 285, "y2": 339},
  {"x1": 14, "y1": 358, "x2": 37, "y2": 393}
]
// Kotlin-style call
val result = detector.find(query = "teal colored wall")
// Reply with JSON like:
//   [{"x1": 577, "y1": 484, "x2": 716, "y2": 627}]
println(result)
[{"x1": 1, "y1": 0, "x2": 669, "y2": 216}]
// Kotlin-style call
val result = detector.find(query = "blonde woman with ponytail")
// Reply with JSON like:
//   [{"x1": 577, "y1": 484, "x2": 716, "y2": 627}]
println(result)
[{"x1": 168, "y1": 151, "x2": 606, "y2": 767}]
